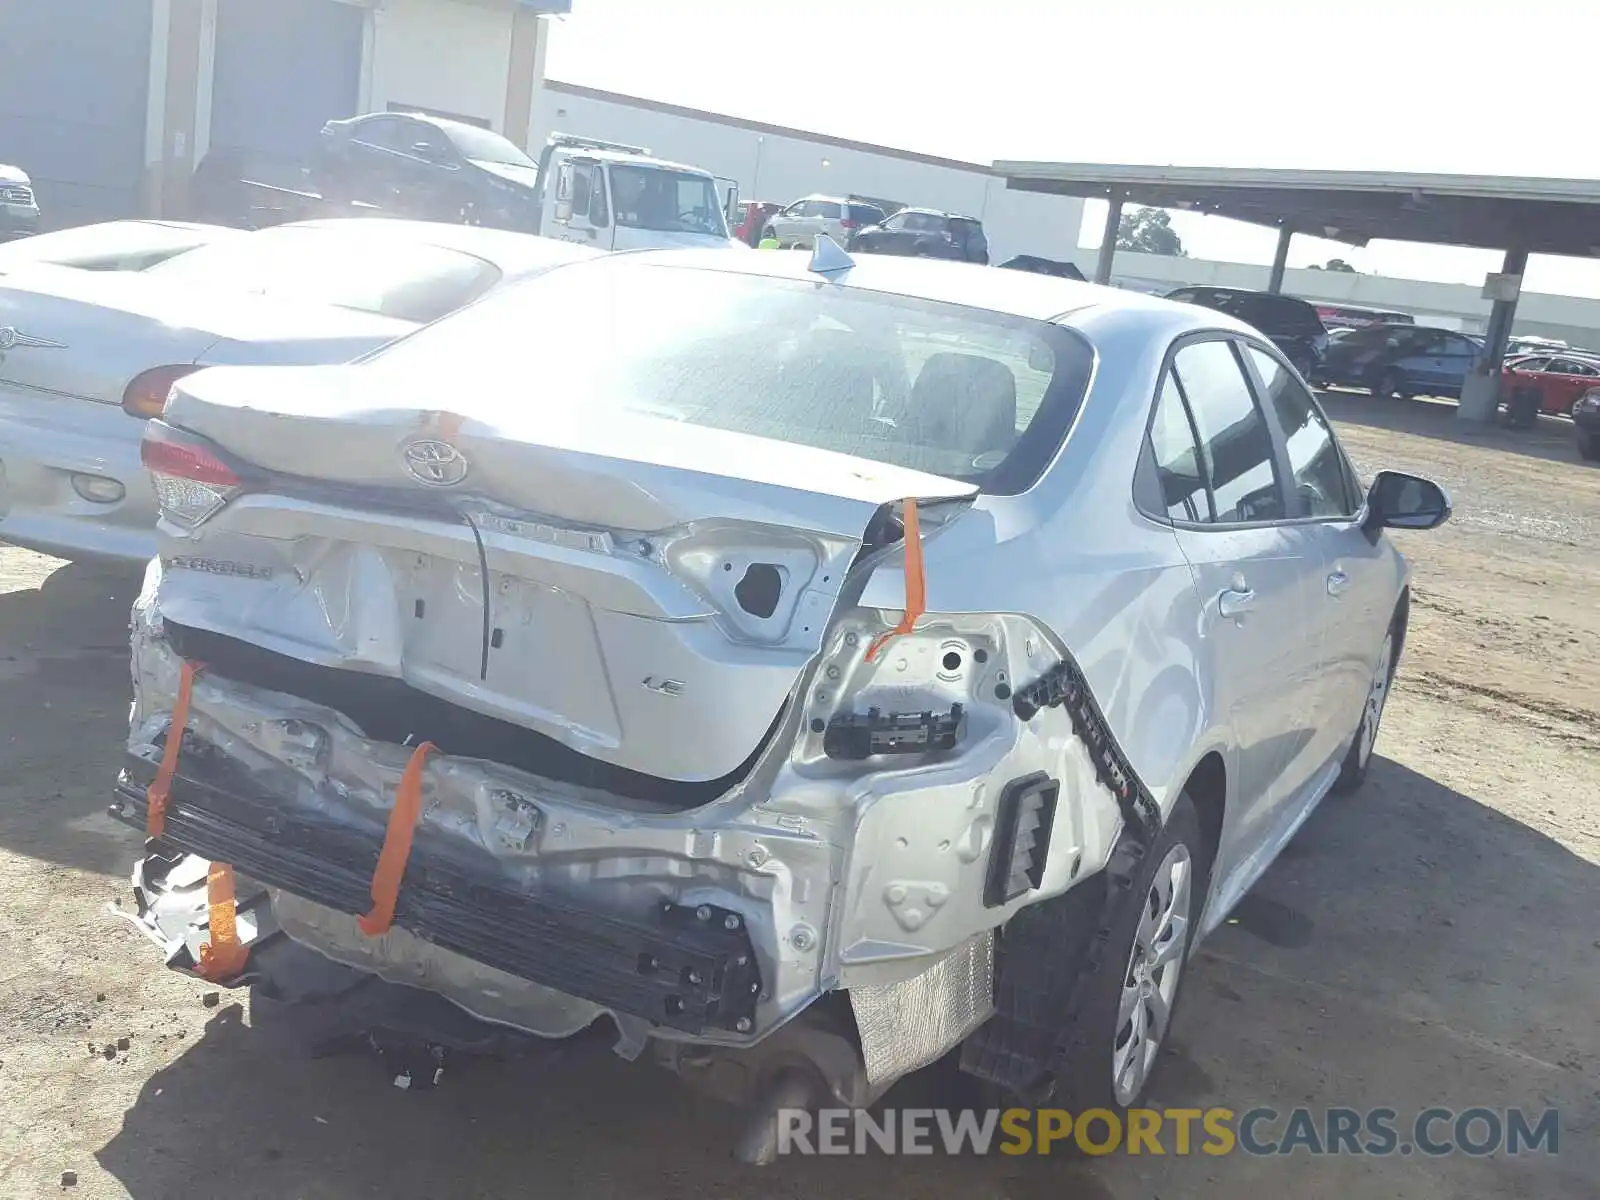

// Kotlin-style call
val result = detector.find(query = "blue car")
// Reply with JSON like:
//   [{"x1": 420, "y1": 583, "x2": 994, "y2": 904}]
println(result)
[{"x1": 1313, "y1": 323, "x2": 1483, "y2": 399}]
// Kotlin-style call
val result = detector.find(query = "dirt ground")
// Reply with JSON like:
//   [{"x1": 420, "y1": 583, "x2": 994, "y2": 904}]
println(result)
[{"x1": 0, "y1": 395, "x2": 1595, "y2": 1199}]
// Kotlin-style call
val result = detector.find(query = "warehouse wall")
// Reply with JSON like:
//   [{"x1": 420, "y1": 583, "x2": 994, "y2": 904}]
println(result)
[
  {"x1": 529, "y1": 82, "x2": 1086, "y2": 265},
  {"x1": 368, "y1": 0, "x2": 513, "y2": 132}
]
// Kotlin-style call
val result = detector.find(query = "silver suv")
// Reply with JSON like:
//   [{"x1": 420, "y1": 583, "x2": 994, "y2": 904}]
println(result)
[{"x1": 763, "y1": 194, "x2": 887, "y2": 249}]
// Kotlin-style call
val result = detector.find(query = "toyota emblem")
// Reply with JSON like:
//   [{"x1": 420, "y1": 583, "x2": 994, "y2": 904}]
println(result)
[{"x1": 403, "y1": 439, "x2": 469, "y2": 486}]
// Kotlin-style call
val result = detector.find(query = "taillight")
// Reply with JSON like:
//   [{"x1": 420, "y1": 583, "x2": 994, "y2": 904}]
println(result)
[
  {"x1": 123, "y1": 364, "x2": 200, "y2": 419},
  {"x1": 841, "y1": 217, "x2": 858, "y2": 230},
  {"x1": 141, "y1": 435, "x2": 239, "y2": 528}
]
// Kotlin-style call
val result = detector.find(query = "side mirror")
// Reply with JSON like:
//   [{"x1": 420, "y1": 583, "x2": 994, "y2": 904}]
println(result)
[
  {"x1": 1363, "y1": 469, "x2": 1452, "y2": 532},
  {"x1": 724, "y1": 183, "x2": 740, "y2": 227},
  {"x1": 553, "y1": 161, "x2": 575, "y2": 224}
]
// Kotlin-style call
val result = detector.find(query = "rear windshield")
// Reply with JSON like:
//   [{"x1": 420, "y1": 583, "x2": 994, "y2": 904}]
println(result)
[
  {"x1": 848, "y1": 203, "x2": 887, "y2": 225},
  {"x1": 0, "y1": 222, "x2": 220, "y2": 272},
  {"x1": 363, "y1": 260, "x2": 1094, "y2": 494},
  {"x1": 144, "y1": 226, "x2": 501, "y2": 323}
]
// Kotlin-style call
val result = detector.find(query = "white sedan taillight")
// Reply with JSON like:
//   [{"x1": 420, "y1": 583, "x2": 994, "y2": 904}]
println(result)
[{"x1": 141, "y1": 436, "x2": 240, "y2": 528}]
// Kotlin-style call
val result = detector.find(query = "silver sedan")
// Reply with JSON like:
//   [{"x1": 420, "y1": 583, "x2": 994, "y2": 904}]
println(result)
[
  {"x1": 116, "y1": 243, "x2": 1449, "y2": 1152},
  {"x1": 0, "y1": 219, "x2": 596, "y2": 563}
]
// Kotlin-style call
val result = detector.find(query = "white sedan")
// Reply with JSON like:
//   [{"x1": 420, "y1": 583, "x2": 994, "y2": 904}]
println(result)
[{"x1": 0, "y1": 219, "x2": 597, "y2": 563}]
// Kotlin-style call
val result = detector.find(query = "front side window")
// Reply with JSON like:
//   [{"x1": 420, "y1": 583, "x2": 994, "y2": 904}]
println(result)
[
  {"x1": 361, "y1": 259, "x2": 1094, "y2": 495},
  {"x1": 609, "y1": 167, "x2": 728, "y2": 237},
  {"x1": 1246, "y1": 346, "x2": 1358, "y2": 517},
  {"x1": 1171, "y1": 340, "x2": 1284, "y2": 523}
]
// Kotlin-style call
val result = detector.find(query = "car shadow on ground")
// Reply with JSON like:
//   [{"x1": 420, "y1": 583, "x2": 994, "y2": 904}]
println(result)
[
  {"x1": 92, "y1": 754, "x2": 1597, "y2": 1199},
  {"x1": 0, "y1": 559, "x2": 145, "y2": 875},
  {"x1": 1318, "y1": 389, "x2": 1584, "y2": 468}
]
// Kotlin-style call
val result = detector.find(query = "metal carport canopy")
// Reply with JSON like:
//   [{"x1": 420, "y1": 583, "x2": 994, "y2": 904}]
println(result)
[{"x1": 992, "y1": 161, "x2": 1600, "y2": 421}]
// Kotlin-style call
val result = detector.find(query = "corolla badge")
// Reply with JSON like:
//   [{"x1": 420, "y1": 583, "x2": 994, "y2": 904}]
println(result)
[{"x1": 402, "y1": 439, "x2": 469, "y2": 486}]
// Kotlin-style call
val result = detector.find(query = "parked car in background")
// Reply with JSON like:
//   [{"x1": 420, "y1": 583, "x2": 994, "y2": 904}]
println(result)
[
  {"x1": 0, "y1": 220, "x2": 596, "y2": 563},
  {"x1": 762, "y1": 195, "x2": 888, "y2": 249},
  {"x1": 847, "y1": 207, "x2": 989, "y2": 264},
  {"x1": 731, "y1": 200, "x2": 784, "y2": 247},
  {"x1": 998, "y1": 254, "x2": 1086, "y2": 281},
  {"x1": 1506, "y1": 334, "x2": 1568, "y2": 357},
  {"x1": 314, "y1": 112, "x2": 544, "y2": 228},
  {"x1": 1, "y1": 164, "x2": 40, "y2": 241},
  {"x1": 1163, "y1": 287, "x2": 1328, "y2": 377},
  {"x1": 1314, "y1": 323, "x2": 1483, "y2": 399},
  {"x1": 1314, "y1": 303, "x2": 1413, "y2": 330},
  {"x1": 115, "y1": 247, "x2": 1448, "y2": 1160},
  {"x1": 1573, "y1": 388, "x2": 1600, "y2": 460},
  {"x1": 1499, "y1": 353, "x2": 1600, "y2": 416},
  {"x1": 0, "y1": 220, "x2": 238, "y2": 275}
]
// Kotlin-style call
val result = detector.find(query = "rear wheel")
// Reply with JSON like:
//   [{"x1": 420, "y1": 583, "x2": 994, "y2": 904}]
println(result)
[
  {"x1": 1371, "y1": 368, "x2": 1405, "y2": 400},
  {"x1": 1053, "y1": 795, "x2": 1202, "y2": 1111}
]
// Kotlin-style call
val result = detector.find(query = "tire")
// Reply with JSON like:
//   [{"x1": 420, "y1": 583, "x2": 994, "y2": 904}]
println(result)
[
  {"x1": 1370, "y1": 368, "x2": 1404, "y2": 400},
  {"x1": 1334, "y1": 621, "x2": 1399, "y2": 794},
  {"x1": 1045, "y1": 794, "x2": 1205, "y2": 1113},
  {"x1": 1578, "y1": 431, "x2": 1600, "y2": 462}
]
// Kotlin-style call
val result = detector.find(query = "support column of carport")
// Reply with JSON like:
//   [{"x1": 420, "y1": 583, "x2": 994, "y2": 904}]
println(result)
[
  {"x1": 1457, "y1": 245, "x2": 1528, "y2": 423},
  {"x1": 1094, "y1": 195, "x2": 1123, "y2": 284},
  {"x1": 1266, "y1": 225, "x2": 1293, "y2": 293}
]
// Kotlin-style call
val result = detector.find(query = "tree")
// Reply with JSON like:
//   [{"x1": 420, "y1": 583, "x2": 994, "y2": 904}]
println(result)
[
  {"x1": 1320, "y1": 257, "x2": 1358, "y2": 272},
  {"x1": 1115, "y1": 206, "x2": 1186, "y2": 256}
]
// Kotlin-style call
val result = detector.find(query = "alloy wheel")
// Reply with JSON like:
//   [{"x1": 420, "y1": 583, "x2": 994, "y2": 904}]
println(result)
[
  {"x1": 1112, "y1": 842, "x2": 1192, "y2": 1106},
  {"x1": 1359, "y1": 633, "x2": 1395, "y2": 768}
]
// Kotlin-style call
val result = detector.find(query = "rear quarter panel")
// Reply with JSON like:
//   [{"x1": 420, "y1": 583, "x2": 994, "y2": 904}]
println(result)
[{"x1": 858, "y1": 306, "x2": 1230, "y2": 869}]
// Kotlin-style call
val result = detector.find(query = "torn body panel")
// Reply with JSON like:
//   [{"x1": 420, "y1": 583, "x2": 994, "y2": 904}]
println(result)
[{"x1": 124, "y1": 556, "x2": 1130, "y2": 1061}]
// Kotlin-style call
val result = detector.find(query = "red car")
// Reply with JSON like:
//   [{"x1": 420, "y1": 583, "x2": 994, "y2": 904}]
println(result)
[
  {"x1": 1500, "y1": 354, "x2": 1600, "y2": 415},
  {"x1": 731, "y1": 201, "x2": 783, "y2": 247}
]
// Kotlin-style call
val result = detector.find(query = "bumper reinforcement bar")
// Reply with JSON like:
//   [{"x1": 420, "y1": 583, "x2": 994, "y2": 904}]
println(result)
[{"x1": 110, "y1": 755, "x2": 762, "y2": 1035}]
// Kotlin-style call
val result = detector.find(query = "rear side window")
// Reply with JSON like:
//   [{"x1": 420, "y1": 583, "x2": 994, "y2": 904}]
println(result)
[
  {"x1": 815, "y1": 201, "x2": 843, "y2": 219},
  {"x1": 1246, "y1": 346, "x2": 1359, "y2": 517},
  {"x1": 1148, "y1": 373, "x2": 1211, "y2": 521},
  {"x1": 1168, "y1": 340, "x2": 1285, "y2": 523}
]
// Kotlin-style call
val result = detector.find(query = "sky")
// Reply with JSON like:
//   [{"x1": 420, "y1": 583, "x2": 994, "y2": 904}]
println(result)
[{"x1": 544, "y1": 0, "x2": 1600, "y2": 298}]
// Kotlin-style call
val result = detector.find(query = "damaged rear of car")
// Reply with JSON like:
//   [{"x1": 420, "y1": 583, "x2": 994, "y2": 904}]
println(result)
[{"x1": 114, "y1": 249, "x2": 1231, "y2": 1156}]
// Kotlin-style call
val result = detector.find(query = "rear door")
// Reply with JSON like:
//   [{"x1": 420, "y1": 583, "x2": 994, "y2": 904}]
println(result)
[
  {"x1": 1241, "y1": 342, "x2": 1387, "y2": 775},
  {"x1": 1154, "y1": 336, "x2": 1322, "y2": 852},
  {"x1": 1543, "y1": 357, "x2": 1599, "y2": 413},
  {"x1": 1434, "y1": 333, "x2": 1480, "y2": 397}
]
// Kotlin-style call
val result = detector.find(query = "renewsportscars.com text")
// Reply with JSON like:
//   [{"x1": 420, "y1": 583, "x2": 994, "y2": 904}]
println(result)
[{"x1": 777, "y1": 1106, "x2": 1561, "y2": 1157}]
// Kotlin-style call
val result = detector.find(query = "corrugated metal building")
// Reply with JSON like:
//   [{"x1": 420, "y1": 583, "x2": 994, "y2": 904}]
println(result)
[{"x1": 0, "y1": 0, "x2": 563, "y2": 228}]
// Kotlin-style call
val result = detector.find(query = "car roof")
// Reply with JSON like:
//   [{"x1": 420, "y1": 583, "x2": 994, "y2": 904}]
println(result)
[
  {"x1": 896, "y1": 206, "x2": 981, "y2": 222},
  {"x1": 1173, "y1": 285, "x2": 1314, "y2": 306},
  {"x1": 282, "y1": 219, "x2": 602, "y2": 275},
  {"x1": 616, "y1": 245, "x2": 1242, "y2": 331},
  {"x1": 574, "y1": 147, "x2": 711, "y2": 175}
]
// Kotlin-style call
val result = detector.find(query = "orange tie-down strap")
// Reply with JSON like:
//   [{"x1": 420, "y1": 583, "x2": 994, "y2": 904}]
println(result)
[
  {"x1": 197, "y1": 862, "x2": 250, "y2": 981},
  {"x1": 358, "y1": 742, "x2": 439, "y2": 937},
  {"x1": 865, "y1": 497, "x2": 925, "y2": 663},
  {"x1": 146, "y1": 659, "x2": 205, "y2": 840},
  {"x1": 142, "y1": 661, "x2": 249, "y2": 981}
]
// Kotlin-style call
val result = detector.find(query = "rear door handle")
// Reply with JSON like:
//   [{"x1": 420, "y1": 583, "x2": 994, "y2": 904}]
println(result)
[
  {"x1": 1218, "y1": 587, "x2": 1256, "y2": 619},
  {"x1": 1327, "y1": 570, "x2": 1352, "y2": 597}
]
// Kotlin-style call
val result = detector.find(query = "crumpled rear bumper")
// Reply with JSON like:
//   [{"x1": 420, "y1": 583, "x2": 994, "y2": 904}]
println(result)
[{"x1": 110, "y1": 759, "x2": 764, "y2": 1037}]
